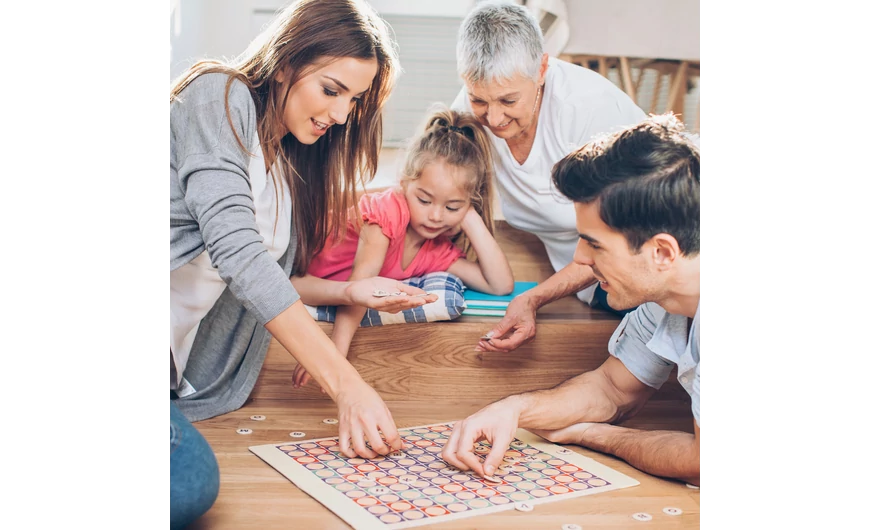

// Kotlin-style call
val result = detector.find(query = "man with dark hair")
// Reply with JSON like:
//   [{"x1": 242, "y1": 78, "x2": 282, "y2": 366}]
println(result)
[{"x1": 441, "y1": 114, "x2": 701, "y2": 486}]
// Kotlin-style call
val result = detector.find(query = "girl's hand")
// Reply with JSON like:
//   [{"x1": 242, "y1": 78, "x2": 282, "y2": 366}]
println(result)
[
  {"x1": 453, "y1": 208, "x2": 484, "y2": 236},
  {"x1": 346, "y1": 277, "x2": 438, "y2": 312},
  {"x1": 292, "y1": 363, "x2": 314, "y2": 388},
  {"x1": 294, "y1": 357, "x2": 345, "y2": 393}
]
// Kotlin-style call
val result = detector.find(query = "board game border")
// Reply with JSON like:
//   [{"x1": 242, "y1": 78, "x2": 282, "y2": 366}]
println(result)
[{"x1": 250, "y1": 422, "x2": 640, "y2": 530}]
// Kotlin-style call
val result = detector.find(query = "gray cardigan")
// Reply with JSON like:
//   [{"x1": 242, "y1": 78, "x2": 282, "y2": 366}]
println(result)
[{"x1": 170, "y1": 73, "x2": 300, "y2": 421}]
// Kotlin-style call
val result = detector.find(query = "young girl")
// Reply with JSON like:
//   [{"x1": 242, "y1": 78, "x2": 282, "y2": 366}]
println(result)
[
  {"x1": 170, "y1": 0, "x2": 432, "y2": 484},
  {"x1": 292, "y1": 106, "x2": 515, "y2": 387}
]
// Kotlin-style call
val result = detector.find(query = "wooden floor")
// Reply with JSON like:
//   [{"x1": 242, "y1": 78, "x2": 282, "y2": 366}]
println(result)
[
  {"x1": 191, "y1": 400, "x2": 697, "y2": 530},
  {"x1": 187, "y1": 221, "x2": 699, "y2": 529}
]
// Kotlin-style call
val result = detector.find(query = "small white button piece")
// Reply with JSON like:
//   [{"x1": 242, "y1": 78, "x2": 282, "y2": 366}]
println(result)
[
  {"x1": 662, "y1": 507, "x2": 683, "y2": 516},
  {"x1": 514, "y1": 502, "x2": 533, "y2": 512},
  {"x1": 323, "y1": 418, "x2": 339, "y2": 425},
  {"x1": 632, "y1": 512, "x2": 652, "y2": 522},
  {"x1": 290, "y1": 431, "x2": 305, "y2": 438},
  {"x1": 250, "y1": 415, "x2": 266, "y2": 421},
  {"x1": 236, "y1": 428, "x2": 253, "y2": 435}
]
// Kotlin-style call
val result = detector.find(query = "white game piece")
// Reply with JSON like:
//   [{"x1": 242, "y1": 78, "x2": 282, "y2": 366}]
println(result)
[
  {"x1": 290, "y1": 432, "x2": 305, "y2": 438},
  {"x1": 562, "y1": 525, "x2": 582, "y2": 530},
  {"x1": 250, "y1": 415, "x2": 266, "y2": 421},
  {"x1": 662, "y1": 507, "x2": 682, "y2": 516},
  {"x1": 685, "y1": 483, "x2": 699, "y2": 489},
  {"x1": 323, "y1": 418, "x2": 339, "y2": 425},
  {"x1": 236, "y1": 428, "x2": 252, "y2": 435},
  {"x1": 632, "y1": 512, "x2": 653, "y2": 522},
  {"x1": 514, "y1": 502, "x2": 534, "y2": 512},
  {"x1": 480, "y1": 335, "x2": 493, "y2": 341},
  {"x1": 372, "y1": 289, "x2": 389, "y2": 297},
  {"x1": 557, "y1": 447, "x2": 573, "y2": 455}
]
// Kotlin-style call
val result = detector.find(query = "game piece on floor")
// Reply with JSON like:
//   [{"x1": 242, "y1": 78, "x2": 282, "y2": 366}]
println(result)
[
  {"x1": 562, "y1": 524, "x2": 581, "y2": 530},
  {"x1": 237, "y1": 428, "x2": 253, "y2": 435},
  {"x1": 632, "y1": 512, "x2": 652, "y2": 522},
  {"x1": 685, "y1": 483, "x2": 699, "y2": 489},
  {"x1": 251, "y1": 415, "x2": 266, "y2": 421},
  {"x1": 290, "y1": 432, "x2": 306, "y2": 438},
  {"x1": 662, "y1": 507, "x2": 682, "y2": 516},
  {"x1": 250, "y1": 422, "x2": 639, "y2": 529},
  {"x1": 514, "y1": 502, "x2": 533, "y2": 512},
  {"x1": 323, "y1": 418, "x2": 339, "y2": 425}
]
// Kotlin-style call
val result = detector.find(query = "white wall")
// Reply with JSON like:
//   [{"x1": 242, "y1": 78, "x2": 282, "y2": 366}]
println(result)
[
  {"x1": 171, "y1": 0, "x2": 701, "y2": 79},
  {"x1": 169, "y1": 0, "x2": 699, "y2": 201},
  {"x1": 563, "y1": 0, "x2": 699, "y2": 60},
  {"x1": 170, "y1": 0, "x2": 476, "y2": 81}
]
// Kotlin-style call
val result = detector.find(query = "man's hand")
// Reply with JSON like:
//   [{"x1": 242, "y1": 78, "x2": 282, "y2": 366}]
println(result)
[
  {"x1": 475, "y1": 294, "x2": 537, "y2": 353},
  {"x1": 440, "y1": 399, "x2": 522, "y2": 479},
  {"x1": 346, "y1": 277, "x2": 438, "y2": 313},
  {"x1": 334, "y1": 379, "x2": 404, "y2": 459}
]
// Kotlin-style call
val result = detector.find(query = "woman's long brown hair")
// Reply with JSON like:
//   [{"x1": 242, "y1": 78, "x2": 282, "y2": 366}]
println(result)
[{"x1": 170, "y1": 0, "x2": 400, "y2": 274}]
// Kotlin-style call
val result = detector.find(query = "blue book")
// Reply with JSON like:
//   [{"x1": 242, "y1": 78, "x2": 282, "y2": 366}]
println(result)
[{"x1": 463, "y1": 281, "x2": 537, "y2": 308}]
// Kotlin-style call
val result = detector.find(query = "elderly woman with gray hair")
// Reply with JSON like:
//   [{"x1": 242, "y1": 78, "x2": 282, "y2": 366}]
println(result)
[{"x1": 451, "y1": 0, "x2": 646, "y2": 353}]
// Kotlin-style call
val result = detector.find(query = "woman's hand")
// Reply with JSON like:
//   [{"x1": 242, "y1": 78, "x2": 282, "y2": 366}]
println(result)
[
  {"x1": 334, "y1": 378, "x2": 404, "y2": 458},
  {"x1": 346, "y1": 277, "x2": 438, "y2": 312}
]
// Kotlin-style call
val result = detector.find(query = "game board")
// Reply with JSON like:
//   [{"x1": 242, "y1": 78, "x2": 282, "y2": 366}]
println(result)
[{"x1": 250, "y1": 422, "x2": 639, "y2": 529}]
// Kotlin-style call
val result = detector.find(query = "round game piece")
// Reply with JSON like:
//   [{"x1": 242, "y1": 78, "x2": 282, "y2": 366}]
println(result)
[
  {"x1": 662, "y1": 507, "x2": 683, "y2": 516},
  {"x1": 250, "y1": 415, "x2": 266, "y2": 421},
  {"x1": 562, "y1": 525, "x2": 582, "y2": 530},
  {"x1": 236, "y1": 428, "x2": 252, "y2": 435},
  {"x1": 557, "y1": 448, "x2": 573, "y2": 455},
  {"x1": 372, "y1": 289, "x2": 389, "y2": 297},
  {"x1": 290, "y1": 432, "x2": 305, "y2": 438},
  {"x1": 632, "y1": 512, "x2": 653, "y2": 522},
  {"x1": 323, "y1": 418, "x2": 339, "y2": 425},
  {"x1": 514, "y1": 502, "x2": 534, "y2": 512},
  {"x1": 685, "y1": 483, "x2": 699, "y2": 489}
]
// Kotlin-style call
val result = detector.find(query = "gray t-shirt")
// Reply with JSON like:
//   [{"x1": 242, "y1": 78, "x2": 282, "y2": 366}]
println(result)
[{"x1": 609, "y1": 301, "x2": 701, "y2": 426}]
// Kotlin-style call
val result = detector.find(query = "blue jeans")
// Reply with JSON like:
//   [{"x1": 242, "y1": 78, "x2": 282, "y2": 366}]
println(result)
[{"x1": 170, "y1": 401, "x2": 219, "y2": 529}]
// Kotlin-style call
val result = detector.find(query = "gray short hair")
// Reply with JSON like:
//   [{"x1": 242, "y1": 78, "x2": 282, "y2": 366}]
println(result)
[{"x1": 457, "y1": 0, "x2": 544, "y2": 84}]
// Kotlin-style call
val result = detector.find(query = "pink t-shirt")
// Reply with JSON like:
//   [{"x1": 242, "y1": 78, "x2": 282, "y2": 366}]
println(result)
[{"x1": 308, "y1": 188, "x2": 465, "y2": 281}]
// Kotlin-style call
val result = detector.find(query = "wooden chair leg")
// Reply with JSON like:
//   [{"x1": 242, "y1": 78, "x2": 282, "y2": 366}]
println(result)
[
  {"x1": 650, "y1": 69, "x2": 662, "y2": 114},
  {"x1": 666, "y1": 61, "x2": 689, "y2": 118},
  {"x1": 597, "y1": 56, "x2": 609, "y2": 77},
  {"x1": 618, "y1": 57, "x2": 636, "y2": 102}
]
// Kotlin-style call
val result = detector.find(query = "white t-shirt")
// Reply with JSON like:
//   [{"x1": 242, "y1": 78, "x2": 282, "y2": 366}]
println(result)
[
  {"x1": 170, "y1": 135, "x2": 292, "y2": 392},
  {"x1": 453, "y1": 58, "x2": 647, "y2": 303}
]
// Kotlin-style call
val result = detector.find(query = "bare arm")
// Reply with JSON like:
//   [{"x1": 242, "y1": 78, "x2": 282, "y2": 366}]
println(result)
[
  {"x1": 290, "y1": 274, "x2": 436, "y2": 314},
  {"x1": 293, "y1": 224, "x2": 390, "y2": 388},
  {"x1": 476, "y1": 260, "x2": 597, "y2": 352},
  {"x1": 331, "y1": 224, "x2": 390, "y2": 356},
  {"x1": 264, "y1": 300, "x2": 402, "y2": 459},
  {"x1": 557, "y1": 421, "x2": 701, "y2": 486},
  {"x1": 446, "y1": 210, "x2": 514, "y2": 295},
  {"x1": 441, "y1": 356, "x2": 655, "y2": 477}
]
